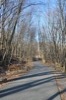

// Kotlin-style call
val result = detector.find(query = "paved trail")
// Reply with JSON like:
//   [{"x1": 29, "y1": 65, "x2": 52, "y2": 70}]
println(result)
[{"x1": 0, "y1": 62, "x2": 61, "y2": 100}]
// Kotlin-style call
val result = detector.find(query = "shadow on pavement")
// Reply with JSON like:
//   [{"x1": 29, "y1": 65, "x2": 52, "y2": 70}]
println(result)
[
  {"x1": 6, "y1": 71, "x2": 54, "y2": 82},
  {"x1": 48, "y1": 88, "x2": 66, "y2": 100},
  {"x1": 0, "y1": 75, "x2": 55, "y2": 98},
  {"x1": 6, "y1": 70, "x2": 66, "y2": 83},
  {"x1": 0, "y1": 69, "x2": 66, "y2": 99}
]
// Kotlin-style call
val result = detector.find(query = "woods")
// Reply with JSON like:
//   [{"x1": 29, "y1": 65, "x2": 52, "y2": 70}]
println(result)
[
  {"x1": 0, "y1": 0, "x2": 37, "y2": 70},
  {"x1": 39, "y1": 0, "x2": 66, "y2": 71},
  {"x1": 0, "y1": 0, "x2": 66, "y2": 72}
]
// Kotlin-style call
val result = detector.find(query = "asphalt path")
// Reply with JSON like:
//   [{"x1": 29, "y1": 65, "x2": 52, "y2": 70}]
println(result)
[{"x1": 0, "y1": 61, "x2": 61, "y2": 100}]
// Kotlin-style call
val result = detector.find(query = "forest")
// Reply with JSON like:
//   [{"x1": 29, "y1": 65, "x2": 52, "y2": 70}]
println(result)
[{"x1": 0, "y1": 0, "x2": 66, "y2": 72}]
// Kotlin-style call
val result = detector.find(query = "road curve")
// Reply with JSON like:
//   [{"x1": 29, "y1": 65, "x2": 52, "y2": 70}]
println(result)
[{"x1": 0, "y1": 61, "x2": 61, "y2": 100}]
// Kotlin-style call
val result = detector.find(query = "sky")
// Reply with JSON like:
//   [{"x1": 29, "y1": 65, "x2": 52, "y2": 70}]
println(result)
[
  {"x1": 14, "y1": 0, "x2": 57, "y2": 42},
  {"x1": 0, "y1": 0, "x2": 57, "y2": 41},
  {"x1": 0, "y1": 0, "x2": 57, "y2": 28},
  {"x1": 0, "y1": 0, "x2": 57, "y2": 22},
  {"x1": 24, "y1": 0, "x2": 57, "y2": 41},
  {"x1": 24, "y1": 0, "x2": 57, "y2": 27}
]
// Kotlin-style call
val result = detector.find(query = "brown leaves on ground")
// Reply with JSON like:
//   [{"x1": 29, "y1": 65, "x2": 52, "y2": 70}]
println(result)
[{"x1": 0, "y1": 61, "x2": 33, "y2": 87}]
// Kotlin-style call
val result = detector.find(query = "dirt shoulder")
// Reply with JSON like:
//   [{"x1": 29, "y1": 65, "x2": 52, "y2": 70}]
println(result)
[
  {"x1": 54, "y1": 74, "x2": 66, "y2": 100},
  {"x1": 43, "y1": 61, "x2": 66, "y2": 100}
]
